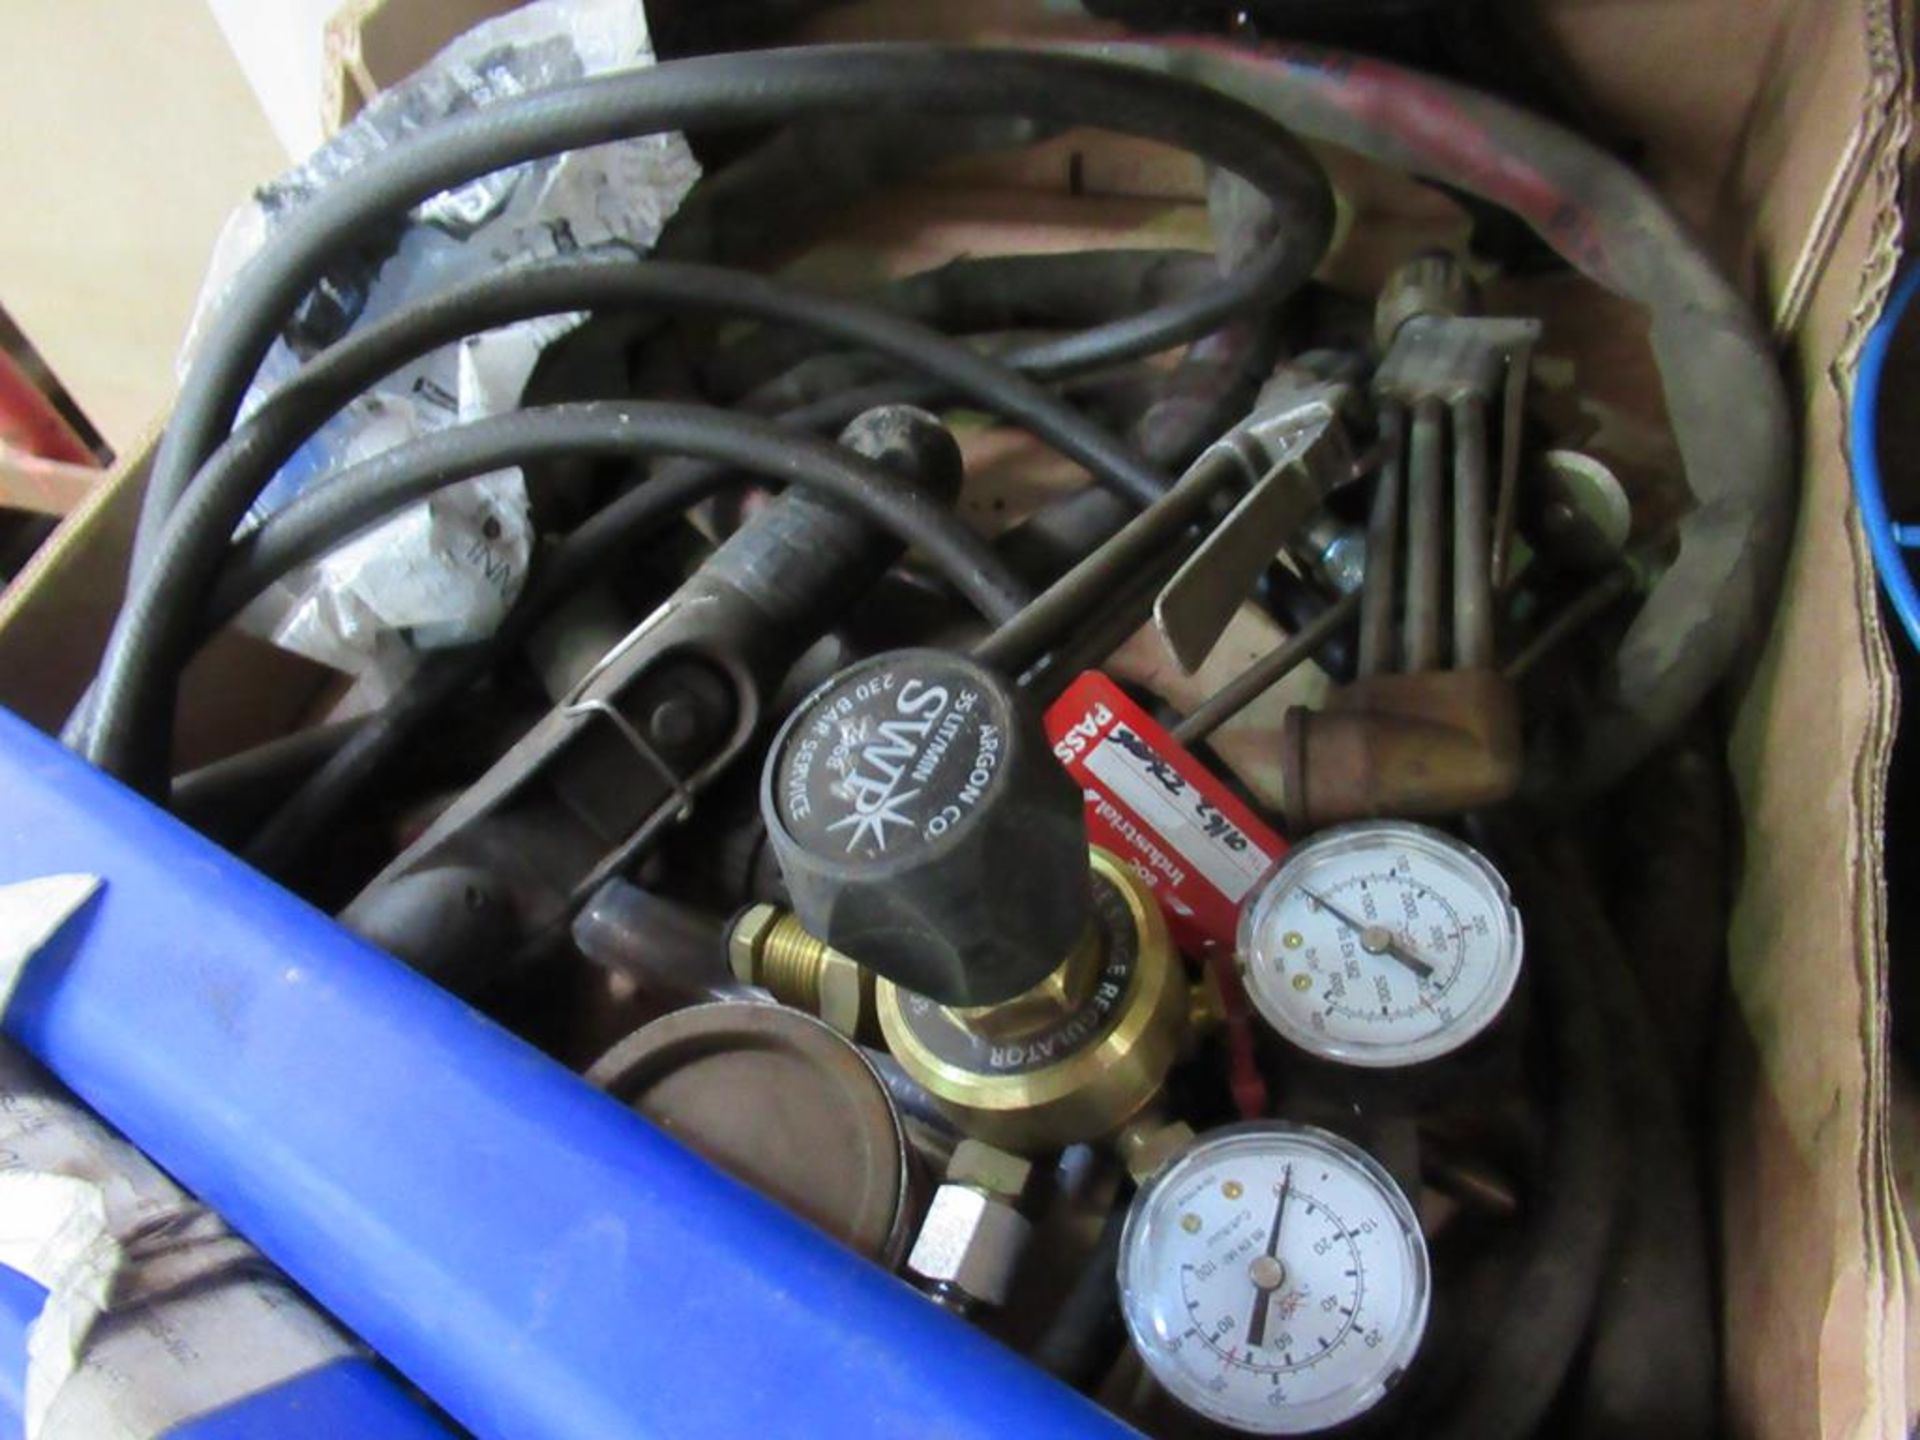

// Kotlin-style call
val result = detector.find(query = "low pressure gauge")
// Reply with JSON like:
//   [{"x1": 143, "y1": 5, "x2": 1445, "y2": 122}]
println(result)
[
  {"x1": 1238, "y1": 822, "x2": 1522, "y2": 1068},
  {"x1": 1118, "y1": 1123, "x2": 1429, "y2": 1435}
]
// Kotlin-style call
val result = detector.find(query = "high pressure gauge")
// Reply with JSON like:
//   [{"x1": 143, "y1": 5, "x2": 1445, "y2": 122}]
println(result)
[
  {"x1": 1118, "y1": 1123, "x2": 1430, "y2": 1435},
  {"x1": 1238, "y1": 822, "x2": 1522, "y2": 1068}
]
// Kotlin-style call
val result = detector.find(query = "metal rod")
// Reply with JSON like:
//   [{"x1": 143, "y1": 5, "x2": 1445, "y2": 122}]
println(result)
[
  {"x1": 1357, "y1": 402, "x2": 1404, "y2": 677},
  {"x1": 971, "y1": 445, "x2": 1242, "y2": 674},
  {"x1": 1490, "y1": 352, "x2": 1530, "y2": 591},
  {"x1": 1504, "y1": 566, "x2": 1637, "y2": 680},
  {"x1": 1452, "y1": 394, "x2": 1495, "y2": 670},
  {"x1": 1403, "y1": 397, "x2": 1446, "y2": 673},
  {"x1": 1172, "y1": 588, "x2": 1362, "y2": 744},
  {"x1": 1020, "y1": 546, "x2": 1188, "y2": 706}
]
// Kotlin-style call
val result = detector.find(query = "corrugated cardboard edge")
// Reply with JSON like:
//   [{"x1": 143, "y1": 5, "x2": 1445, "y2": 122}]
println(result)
[
  {"x1": 0, "y1": 433, "x2": 332, "y2": 770},
  {"x1": 0, "y1": 432, "x2": 161, "y2": 729},
  {"x1": 1723, "y1": 0, "x2": 1916, "y2": 1435},
  {"x1": 1834, "y1": 0, "x2": 1920, "y2": 1418}
]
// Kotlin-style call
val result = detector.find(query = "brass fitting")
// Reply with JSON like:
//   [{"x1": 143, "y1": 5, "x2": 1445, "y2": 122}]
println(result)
[
  {"x1": 946, "y1": 1140, "x2": 1033, "y2": 1202},
  {"x1": 1187, "y1": 963, "x2": 1227, "y2": 1041},
  {"x1": 947, "y1": 923, "x2": 1102, "y2": 1042},
  {"x1": 728, "y1": 903, "x2": 874, "y2": 1042},
  {"x1": 1374, "y1": 250, "x2": 1473, "y2": 354},
  {"x1": 1115, "y1": 1115, "x2": 1196, "y2": 1185},
  {"x1": 1281, "y1": 669, "x2": 1522, "y2": 830},
  {"x1": 877, "y1": 849, "x2": 1189, "y2": 1155}
]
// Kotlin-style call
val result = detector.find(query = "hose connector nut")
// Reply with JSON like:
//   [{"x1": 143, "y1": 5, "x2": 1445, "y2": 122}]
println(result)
[{"x1": 727, "y1": 903, "x2": 871, "y2": 1041}]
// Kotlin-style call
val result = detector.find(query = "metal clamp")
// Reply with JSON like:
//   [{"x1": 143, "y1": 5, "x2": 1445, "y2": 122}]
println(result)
[
  {"x1": 559, "y1": 697, "x2": 696, "y2": 825},
  {"x1": 1152, "y1": 388, "x2": 1355, "y2": 673},
  {"x1": 558, "y1": 696, "x2": 699, "y2": 913}
]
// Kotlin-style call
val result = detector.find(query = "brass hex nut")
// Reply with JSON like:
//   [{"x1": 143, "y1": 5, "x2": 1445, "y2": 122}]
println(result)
[
  {"x1": 728, "y1": 904, "x2": 869, "y2": 1040},
  {"x1": 946, "y1": 1140, "x2": 1032, "y2": 1202},
  {"x1": 949, "y1": 925, "x2": 1100, "y2": 1042},
  {"x1": 728, "y1": 903, "x2": 781, "y2": 985},
  {"x1": 1117, "y1": 1118, "x2": 1196, "y2": 1186},
  {"x1": 815, "y1": 949, "x2": 866, "y2": 1041}
]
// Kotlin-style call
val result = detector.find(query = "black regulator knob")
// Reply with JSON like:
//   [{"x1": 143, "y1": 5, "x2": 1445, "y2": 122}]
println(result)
[{"x1": 761, "y1": 649, "x2": 1091, "y2": 1006}]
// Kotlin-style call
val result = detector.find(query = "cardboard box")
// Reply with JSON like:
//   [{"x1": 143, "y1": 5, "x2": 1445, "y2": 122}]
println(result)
[{"x1": 0, "y1": 0, "x2": 1912, "y2": 1434}]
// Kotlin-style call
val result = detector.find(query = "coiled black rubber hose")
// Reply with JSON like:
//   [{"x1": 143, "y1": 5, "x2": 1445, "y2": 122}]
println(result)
[
  {"x1": 87, "y1": 45, "x2": 1333, "y2": 792},
  {"x1": 698, "y1": 249, "x2": 1220, "y2": 402},
  {"x1": 1032, "y1": 1204, "x2": 1131, "y2": 1392},
  {"x1": 134, "y1": 44, "x2": 1332, "y2": 564},
  {"x1": 79, "y1": 257, "x2": 1178, "y2": 787},
  {"x1": 1420, "y1": 824, "x2": 1621, "y2": 1440}
]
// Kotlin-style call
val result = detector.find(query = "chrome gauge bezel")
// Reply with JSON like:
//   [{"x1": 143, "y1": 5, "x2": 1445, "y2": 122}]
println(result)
[
  {"x1": 1118, "y1": 1122, "x2": 1431, "y2": 1435},
  {"x1": 1237, "y1": 821, "x2": 1523, "y2": 1068}
]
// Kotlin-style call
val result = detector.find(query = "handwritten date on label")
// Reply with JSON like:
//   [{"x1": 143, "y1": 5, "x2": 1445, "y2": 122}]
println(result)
[{"x1": 1045, "y1": 672, "x2": 1286, "y2": 953}]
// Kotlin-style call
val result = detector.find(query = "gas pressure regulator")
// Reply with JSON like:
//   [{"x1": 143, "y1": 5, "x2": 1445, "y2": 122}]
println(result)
[
  {"x1": 755, "y1": 649, "x2": 1190, "y2": 1155},
  {"x1": 732, "y1": 642, "x2": 1533, "y2": 1437}
]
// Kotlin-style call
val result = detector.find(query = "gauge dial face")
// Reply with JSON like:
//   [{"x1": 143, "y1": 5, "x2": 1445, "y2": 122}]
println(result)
[
  {"x1": 1237, "y1": 822, "x2": 1522, "y2": 1068},
  {"x1": 1118, "y1": 1124, "x2": 1429, "y2": 1435}
]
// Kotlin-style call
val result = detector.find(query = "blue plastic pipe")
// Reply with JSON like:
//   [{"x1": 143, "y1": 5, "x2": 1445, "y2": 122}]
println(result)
[
  {"x1": 0, "y1": 708, "x2": 1124, "y2": 1440},
  {"x1": 0, "y1": 1265, "x2": 41, "y2": 1439},
  {"x1": 1850, "y1": 263, "x2": 1920, "y2": 652},
  {"x1": 169, "y1": 1363, "x2": 456, "y2": 1440}
]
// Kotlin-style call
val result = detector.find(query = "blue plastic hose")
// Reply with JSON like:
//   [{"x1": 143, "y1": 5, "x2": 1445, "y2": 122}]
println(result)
[
  {"x1": 0, "y1": 706, "x2": 1123, "y2": 1440},
  {"x1": 1850, "y1": 264, "x2": 1920, "y2": 651},
  {"x1": 0, "y1": 1265, "x2": 41, "y2": 1438}
]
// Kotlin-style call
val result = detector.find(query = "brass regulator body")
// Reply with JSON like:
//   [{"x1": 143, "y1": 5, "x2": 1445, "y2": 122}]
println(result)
[
  {"x1": 753, "y1": 651, "x2": 1190, "y2": 1155},
  {"x1": 876, "y1": 848, "x2": 1188, "y2": 1154}
]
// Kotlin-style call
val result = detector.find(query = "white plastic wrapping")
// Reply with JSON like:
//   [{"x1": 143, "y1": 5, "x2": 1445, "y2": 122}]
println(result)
[{"x1": 184, "y1": 0, "x2": 700, "y2": 695}]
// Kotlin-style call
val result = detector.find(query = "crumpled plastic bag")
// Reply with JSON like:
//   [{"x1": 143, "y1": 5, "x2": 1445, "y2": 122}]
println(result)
[{"x1": 183, "y1": 0, "x2": 700, "y2": 698}]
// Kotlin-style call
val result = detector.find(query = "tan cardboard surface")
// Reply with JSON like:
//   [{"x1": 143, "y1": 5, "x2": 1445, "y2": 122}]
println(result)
[
  {"x1": 1704, "y1": 1, "x2": 1915, "y2": 1435},
  {"x1": 0, "y1": 435, "x2": 328, "y2": 770},
  {"x1": 323, "y1": 0, "x2": 520, "y2": 131}
]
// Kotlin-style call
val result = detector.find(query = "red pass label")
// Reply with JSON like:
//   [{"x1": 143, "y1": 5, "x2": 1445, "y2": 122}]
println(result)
[{"x1": 1045, "y1": 671, "x2": 1287, "y2": 953}]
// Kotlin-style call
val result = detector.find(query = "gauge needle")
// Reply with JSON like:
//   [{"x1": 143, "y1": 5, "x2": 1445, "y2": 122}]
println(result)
[
  {"x1": 1300, "y1": 887, "x2": 1435, "y2": 981},
  {"x1": 1246, "y1": 1164, "x2": 1292, "y2": 1348}
]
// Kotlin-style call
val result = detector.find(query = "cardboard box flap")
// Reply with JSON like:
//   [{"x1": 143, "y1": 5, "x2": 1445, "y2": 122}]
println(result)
[{"x1": 1704, "y1": 1, "x2": 1918, "y2": 1435}]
